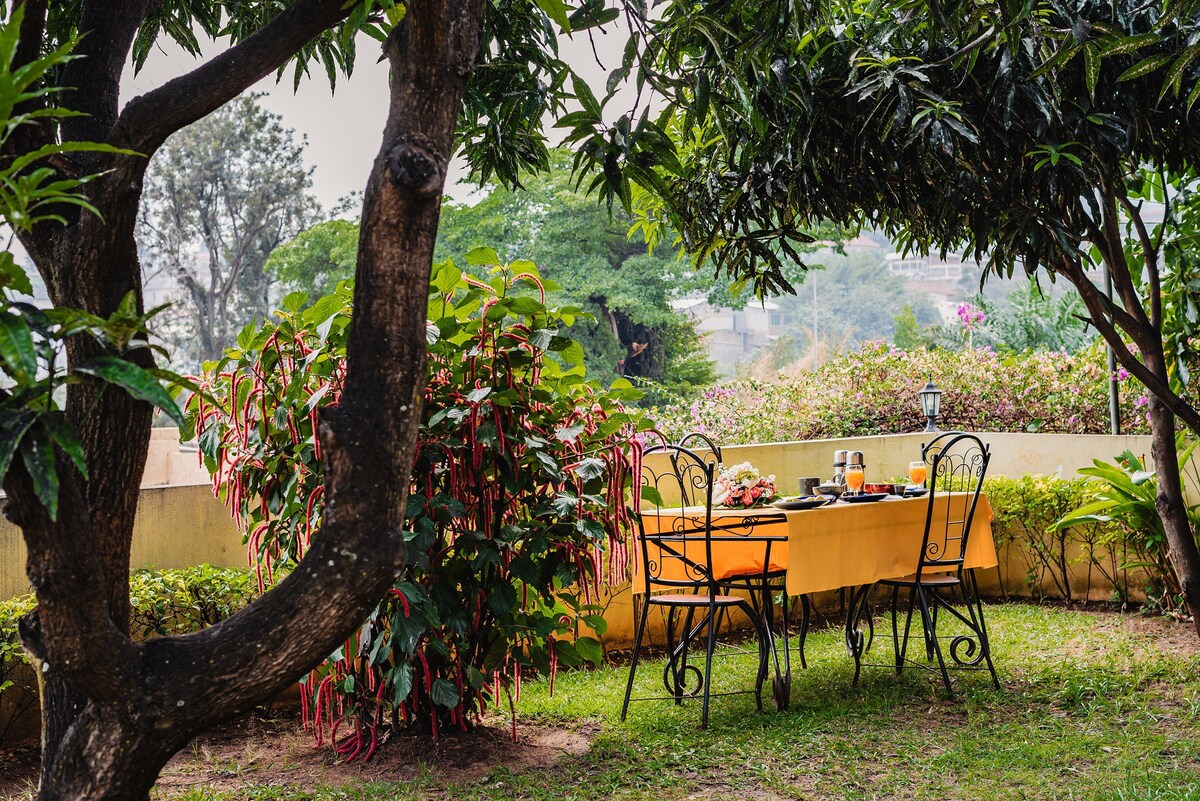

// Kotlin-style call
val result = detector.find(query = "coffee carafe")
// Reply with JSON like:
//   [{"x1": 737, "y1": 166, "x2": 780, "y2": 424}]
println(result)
[{"x1": 833, "y1": 449, "x2": 849, "y2": 485}]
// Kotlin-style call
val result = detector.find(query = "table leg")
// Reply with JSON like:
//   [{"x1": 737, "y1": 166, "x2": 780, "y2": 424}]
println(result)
[{"x1": 844, "y1": 584, "x2": 875, "y2": 687}]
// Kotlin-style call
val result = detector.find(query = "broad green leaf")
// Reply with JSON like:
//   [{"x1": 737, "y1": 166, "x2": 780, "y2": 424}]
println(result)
[
  {"x1": 20, "y1": 430, "x2": 60, "y2": 521},
  {"x1": 0, "y1": 310, "x2": 37, "y2": 382},
  {"x1": 464, "y1": 246, "x2": 500, "y2": 267},
  {"x1": 533, "y1": 0, "x2": 571, "y2": 32}
]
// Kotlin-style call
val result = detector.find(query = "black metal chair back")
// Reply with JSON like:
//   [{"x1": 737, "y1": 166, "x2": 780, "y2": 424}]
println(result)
[
  {"x1": 916, "y1": 432, "x2": 990, "y2": 580},
  {"x1": 677, "y1": 431, "x2": 723, "y2": 466},
  {"x1": 636, "y1": 443, "x2": 721, "y2": 594}
]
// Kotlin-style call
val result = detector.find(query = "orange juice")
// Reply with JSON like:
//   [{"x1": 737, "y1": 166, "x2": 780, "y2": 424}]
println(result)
[
  {"x1": 908, "y1": 461, "x2": 927, "y2": 486},
  {"x1": 845, "y1": 465, "x2": 865, "y2": 493}
]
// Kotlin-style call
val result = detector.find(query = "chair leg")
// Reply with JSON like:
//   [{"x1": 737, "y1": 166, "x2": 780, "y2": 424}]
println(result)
[
  {"x1": 966, "y1": 569, "x2": 1001, "y2": 689},
  {"x1": 621, "y1": 596, "x2": 651, "y2": 722},
  {"x1": 899, "y1": 584, "x2": 917, "y2": 669},
  {"x1": 701, "y1": 600, "x2": 719, "y2": 729},
  {"x1": 889, "y1": 584, "x2": 902, "y2": 674},
  {"x1": 916, "y1": 586, "x2": 953, "y2": 696}
]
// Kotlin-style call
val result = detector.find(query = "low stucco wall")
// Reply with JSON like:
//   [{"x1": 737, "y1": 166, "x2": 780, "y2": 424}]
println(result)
[{"x1": 0, "y1": 429, "x2": 1156, "y2": 603}]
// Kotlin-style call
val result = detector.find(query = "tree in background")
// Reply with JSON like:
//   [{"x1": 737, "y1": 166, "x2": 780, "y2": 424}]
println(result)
[
  {"x1": 262, "y1": 217, "x2": 358, "y2": 300},
  {"x1": 267, "y1": 153, "x2": 718, "y2": 397},
  {"x1": 140, "y1": 94, "x2": 319, "y2": 366}
]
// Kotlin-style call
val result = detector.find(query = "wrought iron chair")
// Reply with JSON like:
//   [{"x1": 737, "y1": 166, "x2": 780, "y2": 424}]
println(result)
[
  {"x1": 853, "y1": 431, "x2": 1000, "y2": 695},
  {"x1": 621, "y1": 443, "x2": 786, "y2": 727},
  {"x1": 673, "y1": 430, "x2": 807, "y2": 704}
]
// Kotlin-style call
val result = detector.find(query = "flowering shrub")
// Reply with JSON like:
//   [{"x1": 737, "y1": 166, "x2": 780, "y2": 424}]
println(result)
[
  {"x1": 714, "y1": 461, "x2": 779, "y2": 507},
  {"x1": 190, "y1": 253, "x2": 646, "y2": 754},
  {"x1": 956, "y1": 302, "x2": 986, "y2": 330},
  {"x1": 656, "y1": 340, "x2": 1150, "y2": 444}
]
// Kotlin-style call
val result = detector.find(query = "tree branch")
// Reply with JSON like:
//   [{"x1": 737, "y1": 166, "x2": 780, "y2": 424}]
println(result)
[
  {"x1": 1063, "y1": 258, "x2": 1200, "y2": 437},
  {"x1": 1116, "y1": 192, "x2": 1162, "y2": 329},
  {"x1": 1098, "y1": 180, "x2": 1152, "y2": 329},
  {"x1": 111, "y1": 0, "x2": 353, "y2": 157},
  {"x1": 60, "y1": 1, "x2": 155, "y2": 144},
  {"x1": 126, "y1": 0, "x2": 490, "y2": 738}
]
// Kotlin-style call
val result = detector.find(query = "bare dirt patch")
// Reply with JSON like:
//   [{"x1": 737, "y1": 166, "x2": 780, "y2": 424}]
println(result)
[
  {"x1": 150, "y1": 712, "x2": 593, "y2": 797},
  {"x1": 0, "y1": 713, "x2": 593, "y2": 800}
]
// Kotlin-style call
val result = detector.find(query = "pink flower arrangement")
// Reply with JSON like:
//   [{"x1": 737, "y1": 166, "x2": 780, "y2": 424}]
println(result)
[{"x1": 713, "y1": 461, "x2": 779, "y2": 508}]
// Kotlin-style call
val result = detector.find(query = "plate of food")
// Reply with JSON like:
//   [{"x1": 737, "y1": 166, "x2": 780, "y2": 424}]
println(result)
[
  {"x1": 841, "y1": 492, "x2": 889, "y2": 504},
  {"x1": 772, "y1": 495, "x2": 831, "y2": 511},
  {"x1": 902, "y1": 486, "x2": 929, "y2": 497}
]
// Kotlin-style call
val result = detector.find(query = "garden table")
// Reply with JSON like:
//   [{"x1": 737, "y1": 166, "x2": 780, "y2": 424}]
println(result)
[
  {"x1": 632, "y1": 493, "x2": 997, "y2": 595},
  {"x1": 632, "y1": 494, "x2": 998, "y2": 702}
]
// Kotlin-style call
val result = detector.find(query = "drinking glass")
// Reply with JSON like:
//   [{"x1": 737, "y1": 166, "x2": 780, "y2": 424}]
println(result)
[
  {"x1": 908, "y1": 460, "x2": 928, "y2": 487},
  {"x1": 845, "y1": 465, "x2": 865, "y2": 495}
]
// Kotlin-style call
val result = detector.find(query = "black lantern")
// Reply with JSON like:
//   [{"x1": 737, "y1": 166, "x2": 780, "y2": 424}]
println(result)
[{"x1": 919, "y1": 379, "x2": 942, "y2": 433}]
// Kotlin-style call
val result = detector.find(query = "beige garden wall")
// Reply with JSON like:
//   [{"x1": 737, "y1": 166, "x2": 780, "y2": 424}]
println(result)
[{"x1": 2, "y1": 428, "x2": 1154, "y2": 608}]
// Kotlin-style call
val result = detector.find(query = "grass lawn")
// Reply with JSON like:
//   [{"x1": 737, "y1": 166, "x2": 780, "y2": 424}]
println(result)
[{"x1": 10, "y1": 603, "x2": 1197, "y2": 801}]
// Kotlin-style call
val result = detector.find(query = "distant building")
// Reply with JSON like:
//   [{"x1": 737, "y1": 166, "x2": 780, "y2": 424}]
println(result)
[
  {"x1": 671, "y1": 296, "x2": 793, "y2": 374},
  {"x1": 885, "y1": 252, "x2": 969, "y2": 282}
]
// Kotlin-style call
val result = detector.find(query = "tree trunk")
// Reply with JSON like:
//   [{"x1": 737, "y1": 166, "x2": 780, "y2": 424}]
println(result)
[
  {"x1": 1147, "y1": 396, "x2": 1200, "y2": 633},
  {"x1": 3, "y1": 1, "x2": 485, "y2": 797}
]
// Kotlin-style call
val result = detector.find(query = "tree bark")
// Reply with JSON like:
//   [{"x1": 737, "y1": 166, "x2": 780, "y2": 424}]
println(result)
[
  {"x1": 3, "y1": 0, "x2": 484, "y2": 797},
  {"x1": 1146, "y1": 385, "x2": 1200, "y2": 635},
  {"x1": 1062, "y1": 250, "x2": 1200, "y2": 634}
]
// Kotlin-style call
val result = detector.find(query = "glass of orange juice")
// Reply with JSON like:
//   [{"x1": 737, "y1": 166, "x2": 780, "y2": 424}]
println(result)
[
  {"x1": 845, "y1": 465, "x2": 865, "y2": 495},
  {"x1": 908, "y1": 460, "x2": 928, "y2": 488}
]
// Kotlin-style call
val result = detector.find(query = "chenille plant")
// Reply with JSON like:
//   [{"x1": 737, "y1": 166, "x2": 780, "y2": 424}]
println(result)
[{"x1": 190, "y1": 251, "x2": 647, "y2": 758}]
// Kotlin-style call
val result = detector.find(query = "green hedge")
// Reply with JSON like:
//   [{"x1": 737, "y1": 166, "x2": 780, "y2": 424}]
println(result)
[
  {"x1": 985, "y1": 474, "x2": 1166, "y2": 604},
  {"x1": 1, "y1": 565, "x2": 259, "y2": 744}
]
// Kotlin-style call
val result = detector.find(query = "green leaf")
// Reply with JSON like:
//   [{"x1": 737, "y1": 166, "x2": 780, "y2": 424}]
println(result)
[
  {"x1": 430, "y1": 678, "x2": 460, "y2": 710},
  {"x1": 533, "y1": 0, "x2": 571, "y2": 32},
  {"x1": 1082, "y1": 45, "x2": 1099, "y2": 100},
  {"x1": 20, "y1": 430, "x2": 60, "y2": 521},
  {"x1": 390, "y1": 662, "x2": 414, "y2": 705},
  {"x1": 1116, "y1": 54, "x2": 1173, "y2": 83},
  {"x1": 1098, "y1": 32, "x2": 1161, "y2": 57},
  {"x1": 640, "y1": 485, "x2": 665, "y2": 508},
  {"x1": 572, "y1": 457, "x2": 606, "y2": 480},
  {"x1": 572, "y1": 74, "x2": 603, "y2": 120},
  {"x1": 0, "y1": 409, "x2": 37, "y2": 481},
  {"x1": 0, "y1": 252, "x2": 32, "y2": 296},
  {"x1": 74, "y1": 356, "x2": 186, "y2": 428},
  {"x1": 464, "y1": 246, "x2": 500, "y2": 267},
  {"x1": 40, "y1": 412, "x2": 87, "y2": 478},
  {"x1": 0, "y1": 310, "x2": 37, "y2": 382},
  {"x1": 574, "y1": 636, "x2": 603, "y2": 665}
]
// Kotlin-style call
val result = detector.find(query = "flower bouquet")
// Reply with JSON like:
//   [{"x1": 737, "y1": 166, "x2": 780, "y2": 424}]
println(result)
[{"x1": 713, "y1": 461, "x2": 780, "y2": 508}]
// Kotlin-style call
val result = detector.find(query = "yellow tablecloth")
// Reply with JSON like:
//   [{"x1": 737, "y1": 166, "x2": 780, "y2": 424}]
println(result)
[{"x1": 632, "y1": 494, "x2": 997, "y2": 596}]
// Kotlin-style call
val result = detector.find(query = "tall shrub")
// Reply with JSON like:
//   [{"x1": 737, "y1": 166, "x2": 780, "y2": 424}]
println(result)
[{"x1": 190, "y1": 253, "x2": 645, "y2": 755}]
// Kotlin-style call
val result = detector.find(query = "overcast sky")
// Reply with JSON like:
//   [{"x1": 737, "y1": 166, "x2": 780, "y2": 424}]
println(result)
[{"x1": 126, "y1": 27, "x2": 627, "y2": 212}]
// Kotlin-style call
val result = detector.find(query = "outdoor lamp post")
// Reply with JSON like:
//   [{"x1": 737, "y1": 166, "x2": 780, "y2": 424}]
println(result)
[{"x1": 920, "y1": 380, "x2": 942, "y2": 433}]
